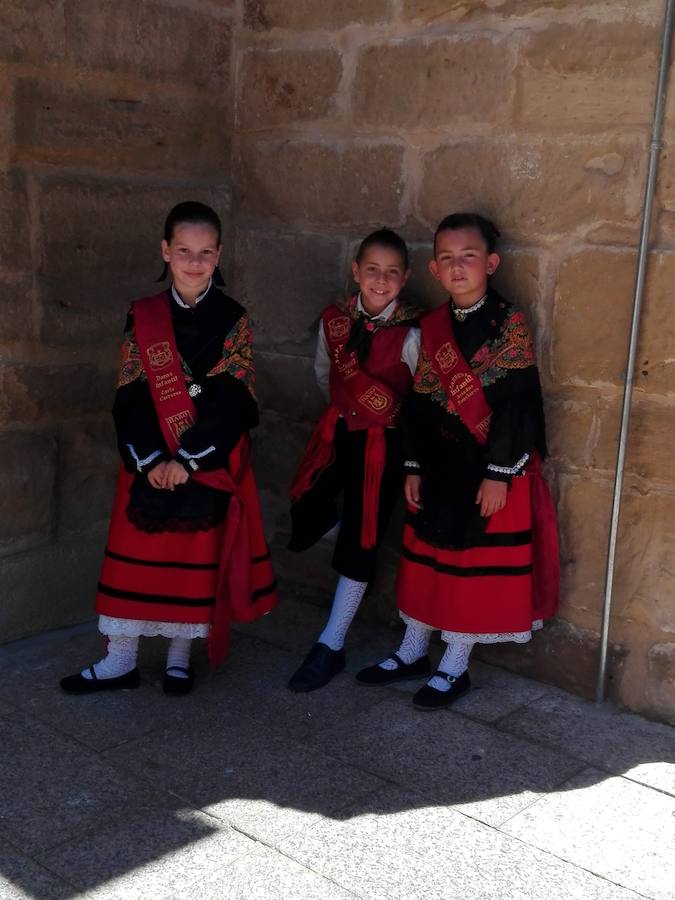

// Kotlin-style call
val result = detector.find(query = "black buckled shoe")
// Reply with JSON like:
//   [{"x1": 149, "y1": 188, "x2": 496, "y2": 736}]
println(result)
[
  {"x1": 60, "y1": 667, "x2": 141, "y2": 694},
  {"x1": 412, "y1": 670, "x2": 471, "y2": 710},
  {"x1": 356, "y1": 652, "x2": 431, "y2": 685},
  {"x1": 287, "y1": 643, "x2": 345, "y2": 693},
  {"x1": 163, "y1": 666, "x2": 195, "y2": 695}
]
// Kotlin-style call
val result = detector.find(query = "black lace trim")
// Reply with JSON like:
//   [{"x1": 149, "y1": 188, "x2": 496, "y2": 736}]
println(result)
[{"x1": 126, "y1": 503, "x2": 228, "y2": 534}]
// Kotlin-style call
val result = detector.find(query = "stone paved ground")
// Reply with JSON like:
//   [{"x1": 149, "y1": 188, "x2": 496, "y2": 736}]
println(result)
[{"x1": 0, "y1": 596, "x2": 674, "y2": 900}]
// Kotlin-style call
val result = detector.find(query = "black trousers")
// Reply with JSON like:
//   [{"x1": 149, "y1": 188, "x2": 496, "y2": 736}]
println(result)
[{"x1": 288, "y1": 419, "x2": 404, "y2": 582}]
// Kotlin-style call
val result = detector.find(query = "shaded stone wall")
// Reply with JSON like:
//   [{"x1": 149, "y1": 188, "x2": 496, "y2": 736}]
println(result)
[
  {"x1": 2, "y1": 0, "x2": 674, "y2": 724},
  {"x1": 233, "y1": 0, "x2": 675, "y2": 723},
  {"x1": 0, "y1": 0, "x2": 235, "y2": 636}
]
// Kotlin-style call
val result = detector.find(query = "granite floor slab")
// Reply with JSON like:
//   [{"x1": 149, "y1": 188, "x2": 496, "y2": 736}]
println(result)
[
  {"x1": 0, "y1": 710, "x2": 173, "y2": 855},
  {"x1": 42, "y1": 808, "x2": 257, "y2": 899},
  {"x1": 306, "y1": 696, "x2": 586, "y2": 826},
  {"x1": 277, "y1": 784, "x2": 643, "y2": 900},
  {"x1": 0, "y1": 834, "x2": 75, "y2": 899},
  {"x1": 105, "y1": 712, "x2": 387, "y2": 845},
  {"x1": 179, "y1": 844, "x2": 357, "y2": 900},
  {"x1": 502, "y1": 767, "x2": 675, "y2": 900},
  {"x1": 500, "y1": 689, "x2": 675, "y2": 795},
  {"x1": 205, "y1": 634, "x2": 397, "y2": 743},
  {"x1": 1, "y1": 608, "x2": 673, "y2": 900}
]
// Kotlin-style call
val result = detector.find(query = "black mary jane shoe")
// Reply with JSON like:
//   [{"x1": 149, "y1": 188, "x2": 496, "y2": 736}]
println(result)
[
  {"x1": 356, "y1": 652, "x2": 431, "y2": 686},
  {"x1": 412, "y1": 670, "x2": 471, "y2": 711},
  {"x1": 60, "y1": 666, "x2": 141, "y2": 694},
  {"x1": 163, "y1": 666, "x2": 195, "y2": 695},
  {"x1": 287, "y1": 643, "x2": 345, "y2": 693}
]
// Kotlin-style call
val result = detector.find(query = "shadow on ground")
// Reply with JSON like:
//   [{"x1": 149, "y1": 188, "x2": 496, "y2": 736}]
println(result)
[{"x1": 0, "y1": 595, "x2": 673, "y2": 899}]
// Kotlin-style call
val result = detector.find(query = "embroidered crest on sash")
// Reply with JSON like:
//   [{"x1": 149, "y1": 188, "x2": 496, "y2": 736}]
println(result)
[
  {"x1": 358, "y1": 386, "x2": 392, "y2": 415},
  {"x1": 434, "y1": 342, "x2": 458, "y2": 374},
  {"x1": 166, "y1": 410, "x2": 194, "y2": 441},
  {"x1": 146, "y1": 341, "x2": 173, "y2": 371},
  {"x1": 328, "y1": 316, "x2": 351, "y2": 341}
]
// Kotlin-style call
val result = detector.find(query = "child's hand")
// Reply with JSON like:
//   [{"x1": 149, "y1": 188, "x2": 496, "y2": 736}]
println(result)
[
  {"x1": 405, "y1": 474, "x2": 423, "y2": 509},
  {"x1": 147, "y1": 461, "x2": 169, "y2": 489},
  {"x1": 476, "y1": 478, "x2": 507, "y2": 517},
  {"x1": 164, "y1": 460, "x2": 190, "y2": 490}
]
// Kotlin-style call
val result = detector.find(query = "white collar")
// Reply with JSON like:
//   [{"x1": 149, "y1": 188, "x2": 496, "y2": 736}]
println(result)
[
  {"x1": 356, "y1": 293, "x2": 399, "y2": 321},
  {"x1": 171, "y1": 278, "x2": 212, "y2": 309},
  {"x1": 453, "y1": 293, "x2": 487, "y2": 321}
]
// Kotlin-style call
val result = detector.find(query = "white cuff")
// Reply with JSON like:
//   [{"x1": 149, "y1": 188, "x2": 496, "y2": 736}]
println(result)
[
  {"x1": 486, "y1": 452, "x2": 529, "y2": 476},
  {"x1": 126, "y1": 445, "x2": 162, "y2": 472}
]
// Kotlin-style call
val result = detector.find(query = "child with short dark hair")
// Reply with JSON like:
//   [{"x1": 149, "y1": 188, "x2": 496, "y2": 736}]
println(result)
[
  {"x1": 357, "y1": 213, "x2": 559, "y2": 709},
  {"x1": 61, "y1": 201, "x2": 277, "y2": 695},
  {"x1": 287, "y1": 228, "x2": 419, "y2": 692}
]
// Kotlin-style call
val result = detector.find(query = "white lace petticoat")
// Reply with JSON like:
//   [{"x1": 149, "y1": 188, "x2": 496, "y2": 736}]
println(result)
[
  {"x1": 98, "y1": 615, "x2": 210, "y2": 640},
  {"x1": 400, "y1": 611, "x2": 543, "y2": 644}
]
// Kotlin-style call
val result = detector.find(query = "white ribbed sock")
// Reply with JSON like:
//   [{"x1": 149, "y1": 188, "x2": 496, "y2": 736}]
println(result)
[
  {"x1": 81, "y1": 635, "x2": 139, "y2": 680},
  {"x1": 427, "y1": 640, "x2": 475, "y2": 692},
  {"x1": 317, "y1": 576, "x2": 368, "y2": 651},
  {"x1": 166, "y1": 637, "x2": 192, "y2": 678},
  {"x1": 379, "y1": 620, "x2": 433, "y2": 670}
]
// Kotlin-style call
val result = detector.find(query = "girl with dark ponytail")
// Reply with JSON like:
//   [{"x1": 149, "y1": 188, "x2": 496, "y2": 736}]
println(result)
[{"x1": 60, "y1": 202, "x2": 277, "y2": 696}]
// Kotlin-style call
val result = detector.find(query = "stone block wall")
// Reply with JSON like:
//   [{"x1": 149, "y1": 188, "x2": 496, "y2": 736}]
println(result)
[
  {"x1": 2, "y1": 0, "x2": 674, "y2": 724},
  {"x1": 0, "y1": 0, "x2": 235, "y2": 637},
  {"x1": 233, "y1": 0, "x2": 675, "y2": 724}
]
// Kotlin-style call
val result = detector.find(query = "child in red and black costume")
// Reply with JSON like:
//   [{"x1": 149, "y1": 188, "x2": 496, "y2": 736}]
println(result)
[
  {"x1": 287, "y1": 229, "x2": 419, "y2": 692},
  {"x1": 357, "y1": 213, "x2": 559, "y2": 709},
  {"x1": 61, "y1": 201, "x2": 277, "y2": 695}
]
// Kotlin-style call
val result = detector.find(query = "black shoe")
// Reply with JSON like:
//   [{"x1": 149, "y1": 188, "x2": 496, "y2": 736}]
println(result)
[
  {"x1": 60, "y1": 666, "x2": 140, "y2": 694},
  {"x1": 356, "y1": 653, "x2": 431, "y2": 685},
  {"x1": 412, "y1": 670, "x2": 471, "y2": 710},
  {"x1": 287, "y1": 643, "x2": 345, "y2": 693},
  {"x1": 163, "y1": 666, "x2": 195, "y2": 695}
]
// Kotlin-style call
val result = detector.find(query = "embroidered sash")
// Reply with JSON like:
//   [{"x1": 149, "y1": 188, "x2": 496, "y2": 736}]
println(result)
[
  {"x1": 132, "y1": 292, "x2": 250, "y2": 666},
  {"x1": 290, "y1": 303, "x2": 410, "y2": 549},
  {"x1": 420, "y1": 305, "x2": 492, "y2": 446}
]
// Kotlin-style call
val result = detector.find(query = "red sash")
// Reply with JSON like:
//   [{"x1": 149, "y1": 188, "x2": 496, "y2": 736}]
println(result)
[
  {"x1": 420, "y1": 305, "x2": 492, "y2": 445},
  {"x1": 132, "y1": 292, "x2": 254, "y2": 666},
  {"x1": 290, "y1": 304, "x2": 409, "y2": 549}
]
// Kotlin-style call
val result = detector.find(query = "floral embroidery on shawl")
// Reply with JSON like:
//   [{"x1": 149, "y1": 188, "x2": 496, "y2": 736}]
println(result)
[
  {"x1": 413, "y1": 306, "x2": 536, "y2": 410},
  {"x1": 117, "y1": 327, "x2": 145, "y2": 387},
  {"x1": 474, "y1": 309, "x2": 536, "y2": 388},
  {"x1": 206, "y1": 313, "x2": 256, "y2": 400},
  {"x1": 413, "y1": 347, "x2": 459, "y2": 416}
]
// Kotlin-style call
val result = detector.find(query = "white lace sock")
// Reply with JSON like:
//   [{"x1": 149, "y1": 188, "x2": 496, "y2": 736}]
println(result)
[
  {"x1": 81, "y1": 635, "x2": 139, "y2": 680},
  {"x1": 427, "y1": 640, "x2": 475, "y2": 692},
  {"x1": 166, "y1": 637, "x2": 192, "y2": 678},
  {"x1": 379, "y1": 620, "x2": 433, "y2": 670},
  {"x1": 317, "y1": 576, "x2": 368, "y2": 651}
]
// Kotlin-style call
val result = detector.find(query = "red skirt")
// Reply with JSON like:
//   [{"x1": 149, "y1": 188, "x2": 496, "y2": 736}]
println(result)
[
  {"x1": 397, "y1": 462, "x2": 558, "y2": 635},
  {"x1": 96, "y1": 469, "x2": 277, "y2": 627}
]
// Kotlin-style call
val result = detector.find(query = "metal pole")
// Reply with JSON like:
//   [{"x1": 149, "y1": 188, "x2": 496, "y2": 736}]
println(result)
[{"x1": 595, "y1": 0, "x2": 675, "y2": 702}]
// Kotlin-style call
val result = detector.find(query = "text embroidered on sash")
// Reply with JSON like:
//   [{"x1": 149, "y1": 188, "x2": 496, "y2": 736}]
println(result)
[
  {"x1": 146, "y1": 341, "x2": 173, "y2": 371},
  {"x1": 476, "y1": 415, "x2": 492, "y2": 439},
  {"x1": 166, "y1": 410, "x2": 195, "y2": 441},
  {"x1": 155, "y1": 370, "x2": 182, "y2": 403},
  {"x1": 448, "y1": 372, "x2": 479, "y2": 405},
  {"x1": 434, "y1": 342, "x2": 458, "y2": 374}
]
